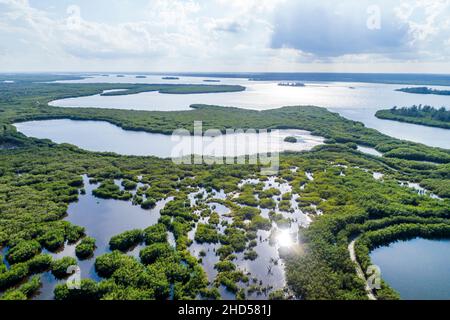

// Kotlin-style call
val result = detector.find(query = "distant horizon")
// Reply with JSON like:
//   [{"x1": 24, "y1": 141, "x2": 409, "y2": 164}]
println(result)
[{"x1": 2, "y1": 71, "x2": 450, "y2": 76}]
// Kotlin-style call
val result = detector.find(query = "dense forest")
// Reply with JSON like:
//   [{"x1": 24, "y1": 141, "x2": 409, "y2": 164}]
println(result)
[
  {"x1": 376, "y1": 105, "x2": 450, "y2": 129},
  {"x1": 0, "y1": 75, "x2": 449, "y2": 300}
]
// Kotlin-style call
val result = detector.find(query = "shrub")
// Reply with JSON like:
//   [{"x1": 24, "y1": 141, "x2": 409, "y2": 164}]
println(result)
[
  {"x1": 0, "y1": 290, "x2": 27, "y2": 300},
  {"x1": 236, "y1": 193, "x2": 258, "y2": 207},
  {"x1": 0, "y1": 263, "x2": 29, "y2": 290},
  {"x1": 121, "y1": 179, "x2": 137, "y2": 190},
  {"x1": 75, "y1": 237, "x2": 96, "y2": 259},
  {"x1": 214, "y1": 260, "x2": 236, "y2": 272},
  {"x1": 93, "y1": 181, "x2": 132, "y2": 200},
  {"x1": 109, "y1": 229, "x2": 143, "y2": 252},
  {"x1": 39, "y1": 230, "x2": 65, "y2": 251},
  {"x1": 143, "y1": 224, "x2": 167, "y2": 245},
  {"x1": 141, "y1": 198, "x2": 156, "y2": 210},
  {"x1": 195, "y1": 223, "x2": 220, "y2": 244},
  {"x1": 209, "y1": 212, "x2": 220, "y2": 225},
  {"x1": 260, "y1": 198, "x2": 276, "y2": 209},
  {"x1": 7, "y1": 240, "x2": 41, "y2": 264},
  {"x1": 28, "y1": 254, "x2": 52, "y2": 273},
  {"x1": 2, "y1": 275, "x2": 41, "y2": 299},
  {"x1": 249, "y1": 215, "x2": 272, "y2": 231},
  {"x1": 244, "y1": 250, "x2": 258, "y2": 261},
  {"x1": 51, "y1": 257, "x2": 78, "y2": 279},
  {"x1": 223, "y1": 229, "x2": 247, "y2": 252},
  {"x1": 284, "y1": 136, "x2": 297, "y2": 143},
  {"x1": 95, "y1": 251, "x2": 132, "y2": 278},
  {"x1": 140, "y1": 243, "x2": 174, "y2": 265},
  {"x1": 65, "y1": 224, "x2": 85, "y2": 243},
  {"x1": 54, "y1": 279, "x2": 102, "y2": 300}
]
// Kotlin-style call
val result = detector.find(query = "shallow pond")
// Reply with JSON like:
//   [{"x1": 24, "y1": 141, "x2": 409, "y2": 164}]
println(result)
[
  {"x1": 370, "y1": 238, "x2": 450, "y2": 300},
  {"x1": 14, "y1": 120, "x2": 324, "y2": 158}
]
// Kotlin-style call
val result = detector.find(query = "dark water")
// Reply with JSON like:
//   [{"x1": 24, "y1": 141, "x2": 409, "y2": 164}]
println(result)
[{"x1": 370, "y1": 238, "x2": 450, "y2": 300}]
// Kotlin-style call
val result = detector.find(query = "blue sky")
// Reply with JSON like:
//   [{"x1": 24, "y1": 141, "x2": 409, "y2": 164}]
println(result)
[{"x1": 0, "y1": 0, "x2": 449, "y2": 72}]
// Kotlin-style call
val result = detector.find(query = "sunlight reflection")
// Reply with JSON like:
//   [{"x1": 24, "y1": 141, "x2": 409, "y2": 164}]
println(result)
[{"x1": 276, "y1": 229, "x2": 295, "y2": 248}]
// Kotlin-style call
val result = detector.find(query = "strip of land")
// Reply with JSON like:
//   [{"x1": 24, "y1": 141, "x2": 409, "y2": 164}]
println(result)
[
  {"x1": 396, "y1": 87, "x2": 450, "y2": 96},
  {"x1": 376, "y1": 106, "x2": 450, "y2": 130}
]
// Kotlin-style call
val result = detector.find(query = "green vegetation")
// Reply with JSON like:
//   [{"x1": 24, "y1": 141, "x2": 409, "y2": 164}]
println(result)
[
  {"x1": 1, "y1": 275, "x2": 41, "y2": 300},
  {"x1": 194, "y1": 223, "x2": 220, "y2": 244},
  {"x1": 6, "y1": 240, "x2": 41, "y2": 264},
  {"x1": 284, "y1": 136, "x2": 298, "y2": 143},
  {"x1": 141, "y1": 198, "x2": 156, "y2": 209},
  {"x1": 109, "y1": 229, "x2": 143, "y2": 252},
  {"x1": 139, "y1": 243, "x2": 174, "y2": 265},
  {"x1": 376, "y1": 105, "x2": 450, "y2": 129},
  {"x1": 51, "y1": 257, "x2": 78, "y2": 279},
  {"x1": 100, "y1": 84, "x2": 245, "y2": 96},
  {"x1": 143, "y1": 224, "x2": 167, "y2": 245},
  {"x1": 0, "y1": 76, "x2": 449, "y2": 300},
  {"x1": 121, "y1": 179, "x2": 137, "y2": 190},
  {"x1": 75, "y1": 237, "x2": 96, "y2": 259},
  {"x1": 92, "y1": 180, "x2": 132, "y2": 200},
  {"x1": 396, "y1": 87, "x2": 450, "y2": 96}
]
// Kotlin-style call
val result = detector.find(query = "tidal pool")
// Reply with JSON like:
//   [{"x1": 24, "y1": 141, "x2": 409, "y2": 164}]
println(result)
[
  {"x1": 14, "y1": 119, "x2": 325, "y2": 158},
  {"x1": 370, "y1": 238, "x2": 450, "y2": 300}
]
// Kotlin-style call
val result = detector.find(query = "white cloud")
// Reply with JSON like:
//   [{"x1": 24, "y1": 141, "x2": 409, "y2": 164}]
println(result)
[{"x1": 0, "y1": 0, "x2": 449, "y2": 72}]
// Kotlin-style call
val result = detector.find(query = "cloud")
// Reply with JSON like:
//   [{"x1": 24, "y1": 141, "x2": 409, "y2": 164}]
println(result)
[
  {"x1": 270, "y1": 0, "x2": 414, "y2": 58},
  {"x1": 0, "y1": 0, "x2": 449, "y2": 72}
]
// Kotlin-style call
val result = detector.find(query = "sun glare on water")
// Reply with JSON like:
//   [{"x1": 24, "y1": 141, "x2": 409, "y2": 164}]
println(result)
[{"x1": 276, "y1": 229, "x2": 295, "y2": 248}]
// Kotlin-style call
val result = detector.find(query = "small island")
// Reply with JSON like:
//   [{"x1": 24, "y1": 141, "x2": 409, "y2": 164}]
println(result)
[
  {"x1": 396, "y1": 87, "x2": 450, "y2": 96},
  {"x1": 162, "y1": 76, "x2": 180, "y2": 80},
  {"x1": 116, "y1": 75, "x2": 125, "y2": 78},
  {"x1": 203, "y1": 79, "x2": 221, "y2": 83},
  {"x1": 284, "y1": 136, "x2": 298, "y2": 143},
  {"x1": 278, "y1": 82, "x2": 305, "y2": 87},
  {"x1": 135, "y1": 75, "x2": 147, "y2": 79},
  {"x1": 376, "y1": 105, "x2": 450, "y2": 129}
]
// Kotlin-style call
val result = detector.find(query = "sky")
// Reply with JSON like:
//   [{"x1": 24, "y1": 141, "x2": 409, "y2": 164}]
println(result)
[{"x1": 0, "y1": 0, "x2": 450, "y2": 73}]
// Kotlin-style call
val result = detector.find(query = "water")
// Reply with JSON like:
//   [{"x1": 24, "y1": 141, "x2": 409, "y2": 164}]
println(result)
[
  {"x1": 14, "y1": 120, "x2": 324, "y2": 158},
  {"x1": 50, "y1": 75, "x2": 450, "y2": 149},
  {"x1": 370, "y1": 238, "x2": 450, "y2": 300},
  {"x1": 357, "y1": 146, "x2": 383, "y2": 157},
  {"x1": 34, "y1": 176, "x2": 170, "y2": 300},
  {"x1": 186, "y1": 176, "x2": 310, "y2": 299}
]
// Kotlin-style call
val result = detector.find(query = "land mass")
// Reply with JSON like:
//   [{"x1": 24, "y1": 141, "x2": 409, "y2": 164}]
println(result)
[
  {"x1": 376, "y1": 105, "x2": 450, "y2": 129},
  {"x1": 396, "y1": 87, "x2": 450, "y2": 96},
  {"x1": 100, "y1": 84, "x2": 246, "y2": 96}
]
